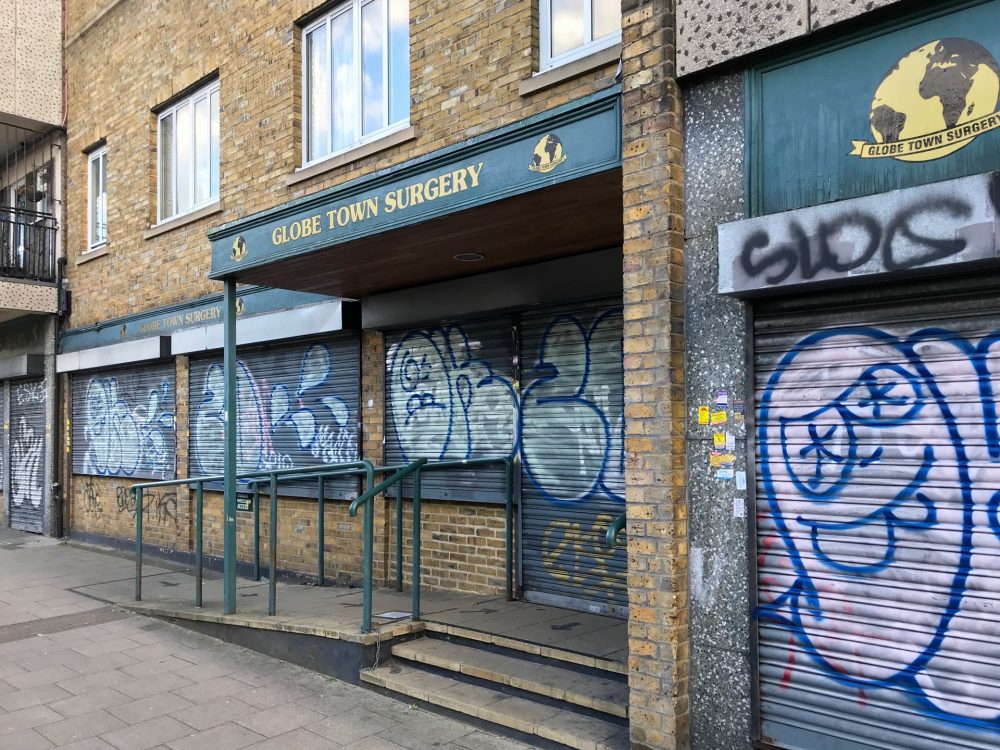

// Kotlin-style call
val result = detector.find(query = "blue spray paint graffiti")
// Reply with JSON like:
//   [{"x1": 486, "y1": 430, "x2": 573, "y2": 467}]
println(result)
[
  {"x1": 81, "y1": 376, "x2": 175, "y2": 479},
  {"x1": 191, "y1": 343, "x2": 357, "y2": 476},
  {"x1": 757, "y1": 325, "x2": 1000, "y2": 732},
  {"x1": 387, "y1": 311, "x2": 625, "y2": 505}
]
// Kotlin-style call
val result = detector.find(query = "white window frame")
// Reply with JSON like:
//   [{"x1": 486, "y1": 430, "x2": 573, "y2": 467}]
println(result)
[
  {"x1": 302, "y1": 0, "x2": 410, "y2": 167},
  {"x1": 539, "y1": 0, "x2": 621, "y2": 72},
  {"x1": 87, "y1": 146, "x2": 108, "y2": 250},
  {"x1": 156, "y1": 80, "x2": 220, "y2": 224}
]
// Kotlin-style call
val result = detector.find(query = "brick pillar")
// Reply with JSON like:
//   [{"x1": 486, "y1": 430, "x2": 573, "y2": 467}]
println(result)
[
  {"x1": 175, "y1": 355, "x2": 193, "y2": 553},
  {"x1": 620, "y1": 0, "x2": 688, "y2": 748},
  {"x1": 360, "y1": 330, "x2": 389, "y2": 585}
]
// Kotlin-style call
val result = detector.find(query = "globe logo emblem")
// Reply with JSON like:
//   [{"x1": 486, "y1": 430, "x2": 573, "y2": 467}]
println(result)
[
  {"x1": 231, "y1": 235, "x2": 248, "y2": 261},
  {"x1": 850, "y1": 38, "x2": 1000, "y2": 162},
  {"x1": 529, "y1": 134, "x2": 567, "y2": 173}
]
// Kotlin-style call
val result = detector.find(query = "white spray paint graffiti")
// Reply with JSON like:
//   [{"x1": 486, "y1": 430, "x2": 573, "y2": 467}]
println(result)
[
  {"x1": 192, "y1": 343, "x2": 357, "y2": 475},
  {"x1": 14, "y1": 380, "x2": 45, "y2": 406},
  {"x1": 82, "y1": 377, "x2": 175, "y2": 478},
  {"x1": 11, "y1": 416, "x2": 42, "y2": 508}
]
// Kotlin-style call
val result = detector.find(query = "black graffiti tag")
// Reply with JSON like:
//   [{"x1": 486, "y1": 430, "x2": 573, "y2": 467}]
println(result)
[{"x1": 739, "y1": 198, "x2": 972, "y2": 286}]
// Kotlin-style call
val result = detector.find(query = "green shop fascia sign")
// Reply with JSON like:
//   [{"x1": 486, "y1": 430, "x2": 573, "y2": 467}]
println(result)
[
  {"x1": 749, "y1": 0, "x2": 1000, "y2": 215},
  {"x1": 209, "y1": 86, "x2": 622, "y2": 278}
]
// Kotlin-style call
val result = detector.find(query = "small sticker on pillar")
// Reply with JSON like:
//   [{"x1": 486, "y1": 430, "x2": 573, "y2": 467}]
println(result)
[
  {"x1": 710, "y1": 410, "x2": 728, "y2": 425},
  {"x1": 715, "y1": 389, "x2": 729, "y2": 409},
  {"x1": 725, "y1": 432, "x2": 736, "y2": 451},
  {"x1": 735, "y1": 470, "x2": 747, "y2": 491},
  {"x1": 733, "y1": 497, "x2": 746, "y2": 518},
  {"x1": 710, "y1": 450, "x2": 724, "y2": 468},
  {"x1": 720, "y1": 452, "x2": 737, "y2": 469},
  {"x1": 698, "y1": 406, "x2": 710, "y2": 425},
  {"x1": 713, "y1": 433, "x2": 726, "y2": 449},
  {"x1": 716, "y1": 468, "x2": 735, "y2": 480}
]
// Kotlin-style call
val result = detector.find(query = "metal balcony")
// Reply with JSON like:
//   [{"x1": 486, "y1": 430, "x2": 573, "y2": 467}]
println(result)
[{"x1": 0, "y1": 206, "x2": 57, "y2": 283}]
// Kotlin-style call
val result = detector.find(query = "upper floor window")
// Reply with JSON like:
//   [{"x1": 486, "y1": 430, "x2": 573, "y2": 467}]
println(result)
[
  {"x1": 157, "y1": 81, "x2": 220, "y2": 223},
  {"x1": 88, "y1": 147, "x2": 107, "y2": 249},
  {"x1": 303, "y1": 0, "x2": 410, "y2": 164},
  {"x1": 541, "y1": 0, "x2": 620, "y2": 70}
]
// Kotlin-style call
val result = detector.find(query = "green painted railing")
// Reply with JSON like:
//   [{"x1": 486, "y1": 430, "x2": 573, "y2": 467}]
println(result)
[
  {"x1": 132, "y1": 455, "x2": 517, "y2": 635},
  {"x1": 605, "y1": 512, "x2": 626, "y2": 548}
]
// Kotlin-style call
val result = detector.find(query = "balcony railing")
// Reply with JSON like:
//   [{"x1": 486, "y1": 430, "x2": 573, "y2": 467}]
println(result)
[{"x1": 0, "y1": 207, "x2": 57, "y2": 283}]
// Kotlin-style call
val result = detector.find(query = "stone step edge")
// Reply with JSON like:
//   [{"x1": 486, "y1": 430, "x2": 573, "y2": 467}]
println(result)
[
  {"x1": 422, "y1": 621, "x2": 627, "y2": 676},
  {"x1": 392, "y1": 639, "x2": 627, "y2": 718},
  {"x1": 361, "y1": 665, "x2": 627, "y2": 750}
]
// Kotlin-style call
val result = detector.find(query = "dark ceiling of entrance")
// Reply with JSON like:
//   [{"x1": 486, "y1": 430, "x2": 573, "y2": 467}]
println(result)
[{"x1": 235, "y1": 169, "x2": 623, "y2": 299}]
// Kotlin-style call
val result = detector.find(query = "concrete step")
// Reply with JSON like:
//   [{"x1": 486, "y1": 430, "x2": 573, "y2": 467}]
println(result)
[
  {"x1": 423, "y1": 621, "x2": 627, "y2": 676},
  {"x1": 392, "y1": 638, "x2": 628, "y2": 718},
  {"x1": 361, "y1": 663, "x2": 630, "y2": 750}
]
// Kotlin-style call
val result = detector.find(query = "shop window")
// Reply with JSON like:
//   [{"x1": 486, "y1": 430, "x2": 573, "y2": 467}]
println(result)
[
  {"x1": 157, "y1": 81, "x2": 220, "y2": 223},
  {"x1": 540, "y1": 0, "x2": 620, "y2": 70},
  {"x1": 303, "y1": 0, "x2": 410, "y2": 165},
  {"x1": 88, "y1": 147, "x2": 107, "y2": 249}
]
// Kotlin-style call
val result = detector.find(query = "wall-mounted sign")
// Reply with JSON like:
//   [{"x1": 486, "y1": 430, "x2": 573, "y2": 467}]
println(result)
[
  {"x1": 236, "y1": 490, "x2": 254, "y2": 512},
  {"x1": 750, "y1": 2, "x2": 1000, "y2": 215},
  {"x1": 208, "y1": 87, "x2": 621, "y2": 280}
]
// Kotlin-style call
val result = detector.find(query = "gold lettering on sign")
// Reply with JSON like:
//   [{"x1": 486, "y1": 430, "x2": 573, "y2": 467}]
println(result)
[{"x1": 270, "y1": 161, "x2": 486, "y2": 247}]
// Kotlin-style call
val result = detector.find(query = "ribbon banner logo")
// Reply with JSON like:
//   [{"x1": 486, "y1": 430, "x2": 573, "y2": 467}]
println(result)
[{"x1": 850, "y1": 38, "x2": 1000, "y2": 162}]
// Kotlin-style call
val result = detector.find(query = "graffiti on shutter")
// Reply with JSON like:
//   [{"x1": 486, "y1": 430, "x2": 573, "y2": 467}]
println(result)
[
  {"x1": 9, "y1": 378, "x2": 45, "y2": 532},
  {"x1": 71, "y1": 363, "x2": 176, "y2": 480},
  {"x1": 755, "y1": 297, "x2": 1000, "y2": 748},
  {"x1": 189, "y1": 336, "x2": 360, "y2": 493}
]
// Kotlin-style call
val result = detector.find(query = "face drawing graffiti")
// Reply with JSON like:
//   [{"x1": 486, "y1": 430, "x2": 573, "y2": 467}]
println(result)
[{"x1": 757, "y1": 325, "x2": 1000, "y2": 729}]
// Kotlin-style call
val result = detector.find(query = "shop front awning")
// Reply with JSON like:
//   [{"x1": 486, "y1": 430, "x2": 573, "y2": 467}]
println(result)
[{"x1": 208, "y1": 87, "x2": 623, "y2": 299}]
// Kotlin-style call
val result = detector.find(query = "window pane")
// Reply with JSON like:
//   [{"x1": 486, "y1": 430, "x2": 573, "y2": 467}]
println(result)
[
  {"x1": 550, "y1": 0, "x2": 584, "y2": 58},
  {"x1": 331, "y1": 9, "x2": 357, "y2": 151},
  {"x1": 210, "y1": 89, "x2": 220, "y2": 199},
  {"x1": 361, "y1": 0, "x2": 385, "y2": 136},
  {"x1": 175, "y1": 103, "x2": 193, "y2": 215},
  {"x1": 89, "y1": 157, "x2": 99, "y2": 244},
  {"x1": 98, "y1": 156, "x2": 106, "y2": 244},
  {"x1": 593, "y1": 0, "x2": 618, "y2": 41},
  {"x1": 388, "y1": 0, "x2": 409, "y2": 125},
  {"x1": 159, "y1": 114, "x2": 175, "y2": 219},
  {"x1": 194, "y1": 94, "x2": 210, "y2": 204},
  {"x1": 307, "y1": 24, "x2": 331, "y2": 161}
]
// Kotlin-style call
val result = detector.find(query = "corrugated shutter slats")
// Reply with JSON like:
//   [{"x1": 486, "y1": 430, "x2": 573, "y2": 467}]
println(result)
[{"x1": 9, "y1": 378, "x2": 45, "y2": 532}]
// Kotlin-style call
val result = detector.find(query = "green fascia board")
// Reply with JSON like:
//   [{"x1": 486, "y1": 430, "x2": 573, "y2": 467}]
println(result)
[
  {"x1": 208, "y1": 85, "x2": 623, "y2": 279},
  {"x1": 59, "y1": 286, "x2": 336, "y2": 353}
]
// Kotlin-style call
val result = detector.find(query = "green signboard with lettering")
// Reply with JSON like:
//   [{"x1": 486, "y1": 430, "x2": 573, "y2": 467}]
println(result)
[
  {"x1": 209, "y1": 87, "x2": 621, "y2": 278},
  {"x1": 749, "y1": 0, "x2": 1000, "y2": 215}
]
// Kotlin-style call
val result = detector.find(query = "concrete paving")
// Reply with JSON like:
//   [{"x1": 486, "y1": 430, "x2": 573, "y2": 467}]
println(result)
[{"x1": 0, "y1": 529, "x2": 537, "y2": 750}]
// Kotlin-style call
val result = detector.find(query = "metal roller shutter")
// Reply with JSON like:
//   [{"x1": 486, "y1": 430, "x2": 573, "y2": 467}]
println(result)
[
  {"x1": 9, "y1": 378, "x2": 45, "y2": 532},
  {"x1": 519, "y1": 300, "x2": 626, "y2": 615},
  {"x1": 753, "y1": 281, "x2": 1000, "y2": 750},
  {"x1": 189, "y1": 334, "x2": 360, "y2": 497},
  {"x1": 71, "y1": 362, "x2": 176, "y2": 481},
  {"x1": 385, "y1": 318, "x2": 516, "y2": 501}
]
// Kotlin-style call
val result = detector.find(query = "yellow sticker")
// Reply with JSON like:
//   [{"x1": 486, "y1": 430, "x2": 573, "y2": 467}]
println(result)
[
  {"x1": 710, "y1": 411, "x2": 728, "y2": 425},
  {"x1": 698, "y1": 406, "x2": 710, "y2": 425},
  {"x1": 710, "y1": 450, "x2": 724, "y2": 468},
  {"x1": 713, "y1": 433, "x2": 726, "y2": 448}
]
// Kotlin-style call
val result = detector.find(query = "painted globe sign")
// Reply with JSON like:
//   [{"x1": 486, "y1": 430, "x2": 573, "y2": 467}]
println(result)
[{"x1": 851, "y1": 38, "x2": 1000, "y2": 161}]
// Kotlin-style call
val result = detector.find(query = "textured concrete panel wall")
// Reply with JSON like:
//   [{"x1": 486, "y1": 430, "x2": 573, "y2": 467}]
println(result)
[
  {"x1": 0, "y1": 0, "x2": 62, "y2": 125},
  {"x1": 682, "y1": 72, "x2": 754, "y2": 750},
  {"x1": 0, "y1": 280, "x2": 59, "y2": 314},
  {"x1": 677, "y1": 0, "x2": 910, "y2": 76}
]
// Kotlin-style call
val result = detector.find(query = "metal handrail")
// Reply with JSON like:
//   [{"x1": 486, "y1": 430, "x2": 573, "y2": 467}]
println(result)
[{"x1": 605, "y1": 512, "x2": 626, "y2": 548}]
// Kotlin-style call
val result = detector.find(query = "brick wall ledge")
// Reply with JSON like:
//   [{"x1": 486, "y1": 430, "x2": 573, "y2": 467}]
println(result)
[
  {"x1": 519, "y1": 44, "x2": 621, "y2": 97},
  {"x1": 143, "y1": 201, "x2": 223, "y2": 240},
  {"x1": 286, "y1": 126, "x2": 418, "y2": 188}
]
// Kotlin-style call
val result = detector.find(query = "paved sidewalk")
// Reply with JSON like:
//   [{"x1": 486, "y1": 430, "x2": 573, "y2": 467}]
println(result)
[{"x1": 0, "y1": 529, "x2": 535, "y2": 750}]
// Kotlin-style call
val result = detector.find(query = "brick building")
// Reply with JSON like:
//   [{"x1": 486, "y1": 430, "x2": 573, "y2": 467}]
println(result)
[{"x1": 59, "y1": 0, "x2": 683, "y2": 747}]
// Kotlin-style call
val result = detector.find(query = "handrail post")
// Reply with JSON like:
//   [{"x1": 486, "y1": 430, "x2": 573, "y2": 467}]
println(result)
[
  {"x1": 317, "y1": 475, "x2": 325, "y2": 586},
  {"x1": 134, "y1": 486, "x2": 143, "y2": 601},
  {"x1": 362, "y1": 479, "x2": 374, "y2": 633},
  {"x1": 195, "y1": 481, "x2": 204, "y2": 607},
  {"x1": 395, "y1": 485, "x2": 403, "y2": 592},
  {"x1": 412, "y1": 465, "x2": 422, "y2": 622},
  {"x1": 269, "y1": 473, "x2": 278, "y2": 616},
  {"x1": 253, "y1": 482, "x2": 261, "y2": 581},
  {"x1": 504, "y1": 458, "x2": 514, "y2": 602},
  {"x1": 222, "y1": 278, "x2": 238, "y2": 615}
]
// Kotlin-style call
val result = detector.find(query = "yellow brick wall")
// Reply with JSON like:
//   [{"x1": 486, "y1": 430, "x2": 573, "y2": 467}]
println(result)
[{"x1": 63, "y1": 0, "x2": 618, "y2": 328}]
